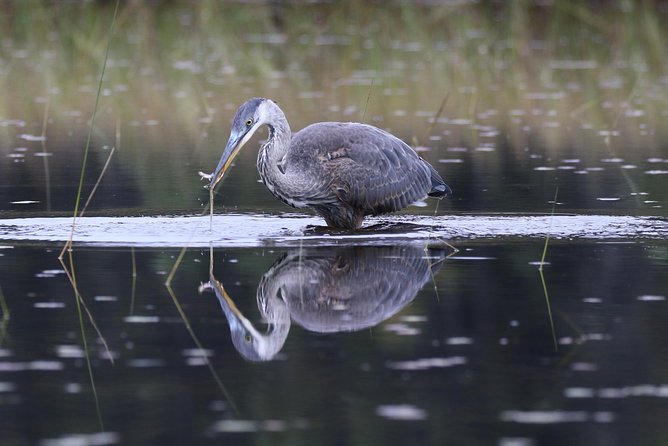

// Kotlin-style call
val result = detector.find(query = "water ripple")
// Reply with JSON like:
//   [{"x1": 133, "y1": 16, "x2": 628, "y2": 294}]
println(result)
[{"x1": 0, "y1": 214, "x2": 666, "y2": 247}]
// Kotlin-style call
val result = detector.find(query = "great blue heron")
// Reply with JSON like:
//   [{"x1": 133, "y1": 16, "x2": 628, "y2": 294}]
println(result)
[
  {"x1": 202, "y1": 245, "x2": 450, "y2": 361},
  {"x1": 200, "y1": 97, "x2": 452, "y2": 229}
]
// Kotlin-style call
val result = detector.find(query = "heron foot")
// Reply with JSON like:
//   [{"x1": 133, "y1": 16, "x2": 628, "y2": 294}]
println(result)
[{"x1": 303, "y1": 225, "x2": 358, "y2": 235}]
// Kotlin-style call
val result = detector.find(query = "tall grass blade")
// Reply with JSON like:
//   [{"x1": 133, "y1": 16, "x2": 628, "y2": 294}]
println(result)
[
  {"x1": 361, "y1": 78, "x2": 375, "y2": 122},
  {"x1": 0, "y1": 284, "x2": 9, "y2": 347},
  {"x1": 54, "y1": 1, "x2": 121, "y2": 431},
  {"x1": 60, "y1": 0, "x2": 120, "y2": 258},
  {"x1": 58, "y1": 256, "x2": 114, "y2": 364},
  {"x1": 166, "y1": 245, "x2": 238, "y2": 409},
  {"x1": 426, "y1": 92, "x2": 450, "y2": 139},
  {"x1": 79, "y1": 147, "x2": 116, "y2": 217},
  {"x1": 59, "y1": 252, "x2": 106, "y2": 432},
  {"x1": 40, "y1": 77, "x2": 52, "y2": 212},
  {"x1": 539, "y1": 267, "x2": 558, "y2": 352},
  {"x1": 165, "y1": 246, "x2": 189, "y2": 288},
  {"x1": 166, "y1": 280, "x2": 238, "y2": 413},
  {"x1": 129, "y1": 247, "x2": 137, "y2": 316},
  {"x1": 425, "y1": 239, "x2": 458, "y2": 303},
  {"x1": 79, "y1": 119, "x2": 119, "y2": 217},
  {"x1": 539, "y1": 187, "x2": 559, "y2": 351}
]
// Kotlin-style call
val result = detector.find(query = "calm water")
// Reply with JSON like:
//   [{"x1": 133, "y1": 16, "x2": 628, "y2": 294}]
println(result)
[
  {"x1": 1, "y1": 2, "x2": 668, "y2": 445},
  {"x1": 0, "y1": 240, "x2": 667, "y2": 445}
]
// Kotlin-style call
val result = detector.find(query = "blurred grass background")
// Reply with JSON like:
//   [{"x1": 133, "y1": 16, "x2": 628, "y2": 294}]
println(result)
[{"x1": 0, "y1": 0, "x2": 667, "y2": 213}]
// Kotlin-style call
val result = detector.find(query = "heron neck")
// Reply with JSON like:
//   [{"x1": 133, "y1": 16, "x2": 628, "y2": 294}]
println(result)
[
  {"x1": 256, "y1": 102, "x2": 299, "y2": 201},
  {"x1": 258, "y1": 116, "x2": 292, "y2": 189},
  {"x1": 265, "y1": 117, "x2": 291, "y2": 162}
]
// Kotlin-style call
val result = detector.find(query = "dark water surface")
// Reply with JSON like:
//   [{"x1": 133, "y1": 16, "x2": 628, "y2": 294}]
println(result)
[
  {"x1": 0, "y1": 238, "x2": 667, "y2": 445},
  {"x1": 1, "y1": 2, "x2": 668, "y2": 445}
]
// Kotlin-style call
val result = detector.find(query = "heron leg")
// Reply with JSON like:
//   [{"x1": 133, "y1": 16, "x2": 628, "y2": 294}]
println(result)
[{"x1": 315, "y1": 205, "x2": 364, "y2": 230}]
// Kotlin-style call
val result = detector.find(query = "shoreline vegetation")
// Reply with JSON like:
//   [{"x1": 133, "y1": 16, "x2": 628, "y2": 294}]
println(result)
[
  {"x1": 0, "y1": 1, "x2": 666, "y2": 213},
  {"x1": 2, "y1": 2, "x2": 666, "y2": 146}
]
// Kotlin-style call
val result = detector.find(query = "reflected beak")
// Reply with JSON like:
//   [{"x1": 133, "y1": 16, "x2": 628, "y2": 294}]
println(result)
[
  {"x1": 207, "y1": 123, "x2": 259, "y2": 190},
  {"x1": 209, "y1": 277, "x2": 246, "y2": 325}
]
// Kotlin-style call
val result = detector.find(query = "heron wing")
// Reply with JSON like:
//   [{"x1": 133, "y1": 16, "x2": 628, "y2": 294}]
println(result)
[{"x1": 307, "y1": 123, "x2": 436, "y2": 214}]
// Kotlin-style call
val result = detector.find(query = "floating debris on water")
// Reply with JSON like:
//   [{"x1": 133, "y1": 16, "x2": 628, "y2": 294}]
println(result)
[
  {"x1": 384, "y1": 323, "x2": 421, "y2": 336},
  {"x1": 500, "y1": 410, "x2": 614, "y2": 424},
  {"x1": 0, "y1": 361, "x2": 64, "y2": 372},
  {"x1": 94, "y1": 295, "x2": 118, "y2": 302},
  {"x1": 570, "y1": 362, "x2": 598, "y2": 372},
  {"x1": 558, "y1": 333, "x2": 613, "y2": 345},
  {"x1": 181, "y1": 349, "x2": 214, "y2": 357},
  {"x1": 385, "y1": 356, "x2": 467, "y2": 370},
  {"x1": 209, "y1": 418, "x2": 307, "y2": 433},
  {"x1": 123, "y1": 315, "x2": 160, "y2": 323},
  {"x1": 35, "y1": 269, "x2": 65, "y2": 278},
  {"x1": 498, "y1": 437, "x2": 535, "y2": 446},
  {"x1": 451, "y1": 256, "x2": 497, "y2": 260},
  {"x1": 126, "y1": 359, "x2": 165, "y2": 368},
  {"x1": 33, "y1": 302, "x2": 66, "y2": 309},
  {"x1": 64, "y1": 383, "x2": 83, "y2": 394},
  {"x1": 39, "y1": 432, "x2": 120, "y2": 446},
  {"x1": 376, "y1": 404, "x2": 428, "y2": 421},
  {"x1": 399, "y1": 315, "x2": 427, "y2": 323},
  {"x1": 445, "y1": 337, "x2": 474, "y2": 345},
  {"x1": 55, "y1": 345, "x2": 85, "y2": 359},
  {"x1": 637, "y1": 295, "x2": 665, "y2": 301},
  {"x1": 18, "y1": 134, "x2": 46, "y2": 142},
  {"x1": 565, "y1": 385, "x2": 668, "y2": 399}
]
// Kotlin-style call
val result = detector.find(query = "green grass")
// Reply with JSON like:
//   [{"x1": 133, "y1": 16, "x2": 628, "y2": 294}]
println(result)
[
  {"x1": 54, "y1": 0, "x2": 121, "y2": 433},
  {"x1": 539, "y1": 187, "x2": 559, "y2": 351},
  {"x1": 2, "y1": 1, "x2": 666, "y2": 147},
  {"x1": 0, "y1": 284, "x2": 9, "y2": 347},
  {"x1": 1, "y1": 1, "x2": 667, "y2": 213}
]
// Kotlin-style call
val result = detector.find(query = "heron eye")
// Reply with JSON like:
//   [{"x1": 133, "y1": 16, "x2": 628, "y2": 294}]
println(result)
[
  {"x1": 244, "y1": 333, "x2": 252, "y2": 343},
  {"x1": 245, "y1": 119, "x2": 253, "y2": 127}
]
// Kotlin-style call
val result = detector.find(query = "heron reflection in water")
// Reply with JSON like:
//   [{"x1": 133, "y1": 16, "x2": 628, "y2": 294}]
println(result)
[
  {"x1": 200, "y1": 245, "x2": 450, "y2": 361},
  {"x1": 200, "y1": 98, "x2": 452, "y2": 229}
]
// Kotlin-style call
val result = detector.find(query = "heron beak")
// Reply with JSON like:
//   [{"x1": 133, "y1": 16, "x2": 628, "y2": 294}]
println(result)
[
  {"x1": 208, "y1": 133, "x2": 243, "y2": 190},
  {"x1": 208, "y1": 124, "x2": 259, "y2": 190}
]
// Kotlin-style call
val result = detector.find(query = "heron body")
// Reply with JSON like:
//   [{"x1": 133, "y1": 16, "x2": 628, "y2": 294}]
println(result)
[
  {"x1": 207, "y1": 245, "x2": 450, "y2": 361},
  {"x1": 203, "y1": 97, "x2": 452, "y2": 229}
]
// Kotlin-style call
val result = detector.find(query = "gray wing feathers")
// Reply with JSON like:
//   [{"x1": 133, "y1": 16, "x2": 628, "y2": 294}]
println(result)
[{"x1": 327, "y1": 125, "x2": 433, "y2": 214}]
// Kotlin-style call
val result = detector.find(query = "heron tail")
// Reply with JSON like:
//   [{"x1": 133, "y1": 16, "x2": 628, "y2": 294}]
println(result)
[{"x1": 426, "y1": 164, "x2": 452, "y2": 198}]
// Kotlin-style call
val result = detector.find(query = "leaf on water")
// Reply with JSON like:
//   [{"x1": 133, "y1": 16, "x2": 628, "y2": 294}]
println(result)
[
  {"x1": 18, "y1": 134, "x2": 46, "y2": 141},
  {"x1": 376, "y1": 404, "x2": 428, "y2": 420}
]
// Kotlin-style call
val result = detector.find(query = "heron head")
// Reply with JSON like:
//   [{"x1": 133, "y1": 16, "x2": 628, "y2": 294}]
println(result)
[
  {"x1": 208, "y1": 276, "x2": 290, "y2": 361},
  {"x1": 207, "y1": 97, "x2": 270, "y2": 190}
]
